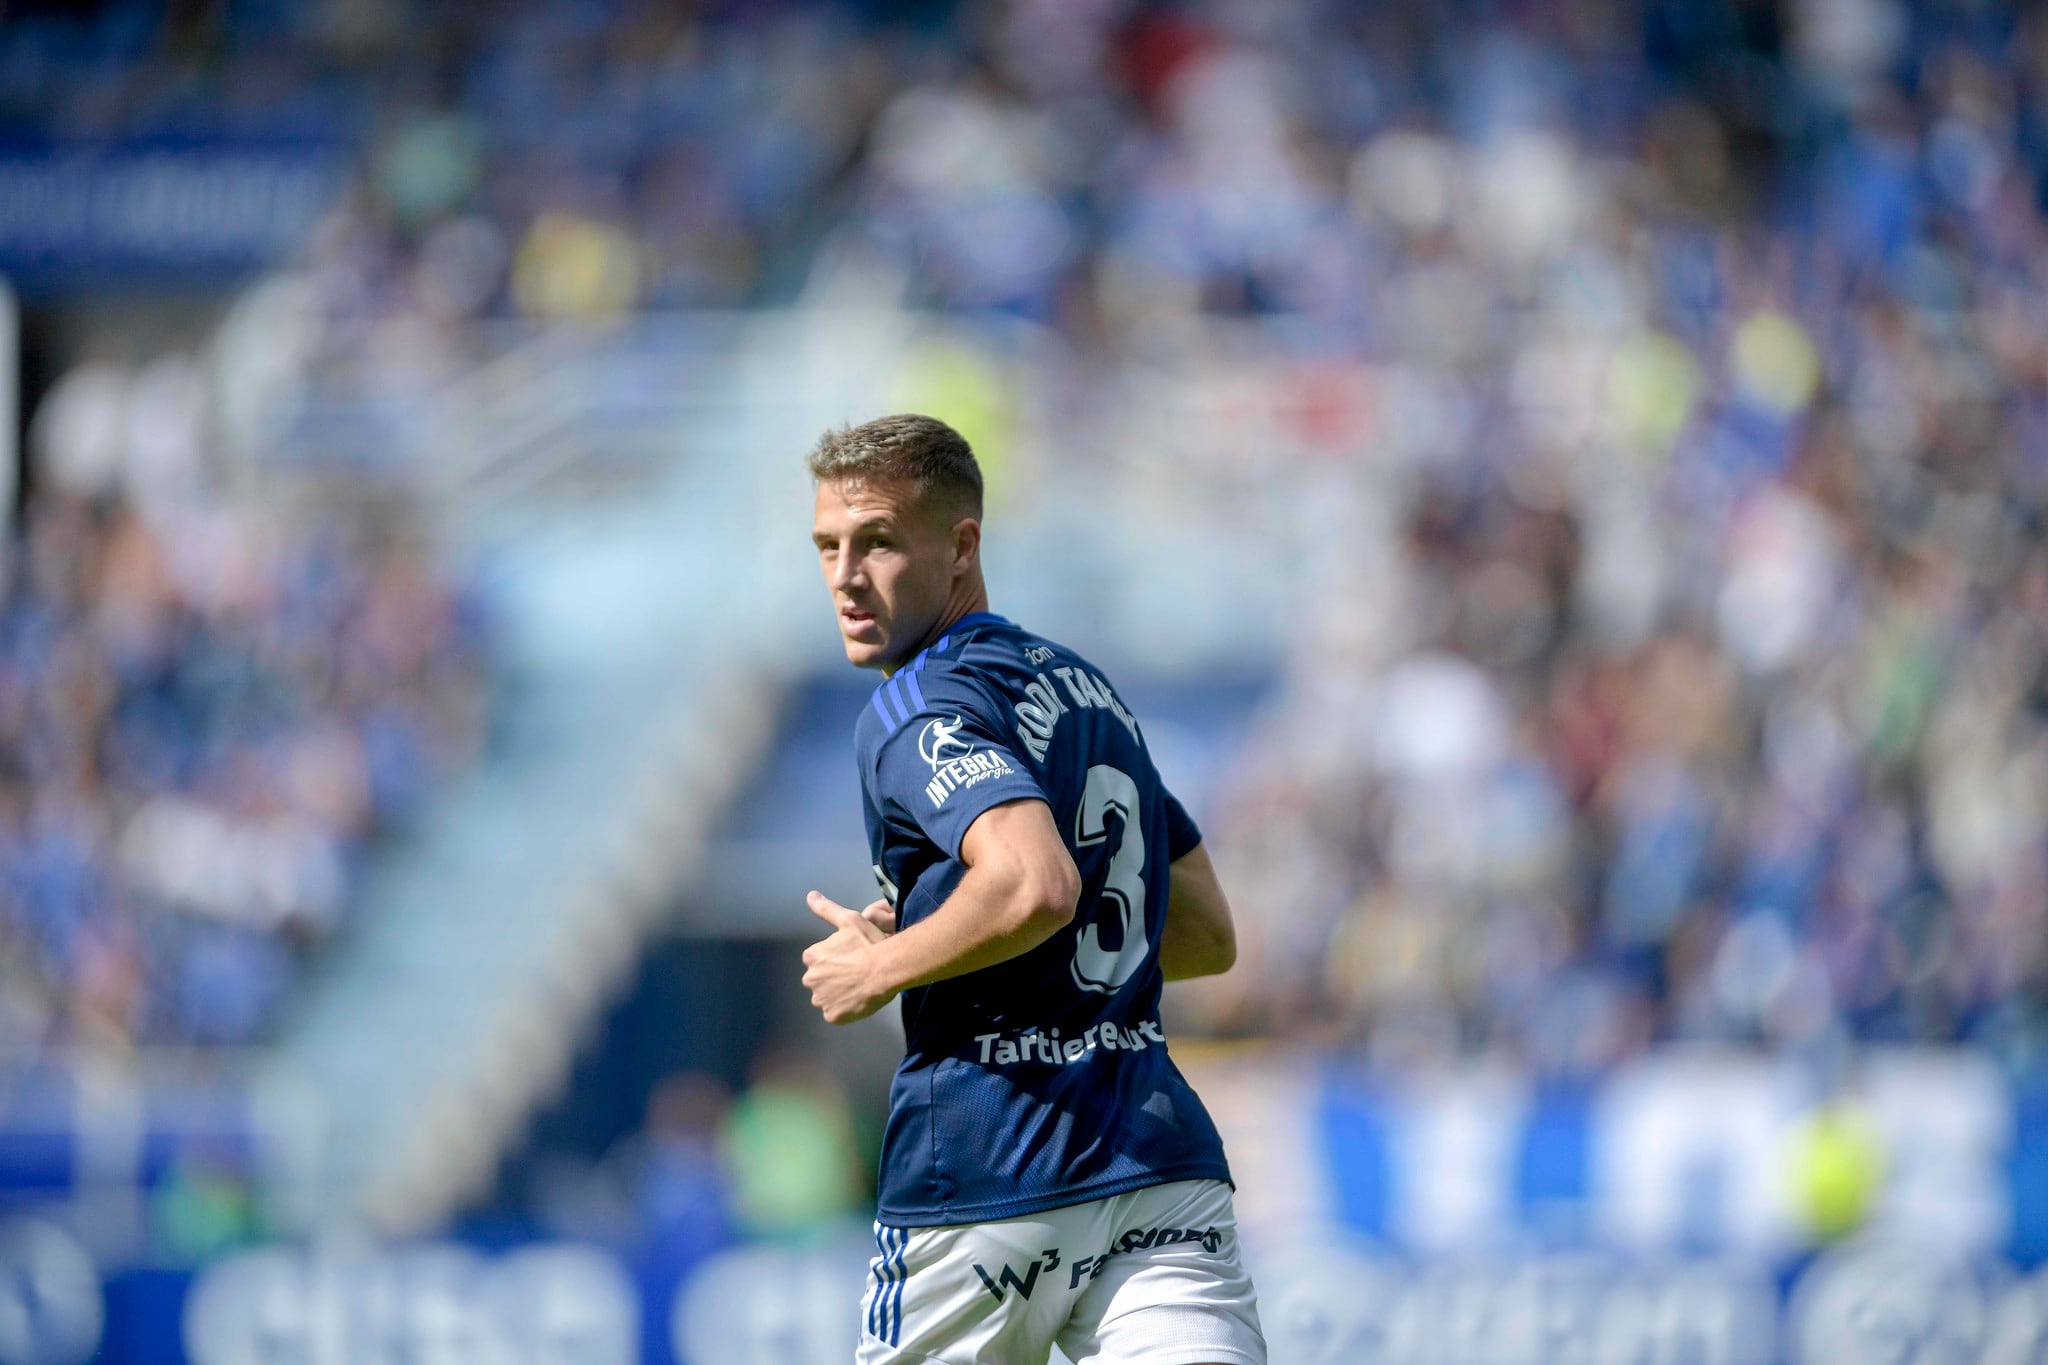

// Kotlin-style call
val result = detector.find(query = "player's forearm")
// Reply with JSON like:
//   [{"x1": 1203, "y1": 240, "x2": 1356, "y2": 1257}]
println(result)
[
  {"x1": 1159, "y1": 886, "x2": 1237, "y2": 978},
  {"x1": 1159, "y1": 845, "x2": 1237, "y2": 981},
  {"x1": 870, "y1": 860, "x2": 1076, "y2": 994}
]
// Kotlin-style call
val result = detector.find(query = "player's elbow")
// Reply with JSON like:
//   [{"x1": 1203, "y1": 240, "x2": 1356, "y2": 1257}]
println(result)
[
  {"x1": 963, "y1": 800, "x2": 1081, "y2": 941},
  {"x1": 1002, "y1": 849, "x2": 1079, "y2": 938},
  {"x1": 1171, "y1": 909, "x2": 1236, "y2": 979},
  {"x1": 1023, "y1": 853, "x2": 1082, "y2": 932},
  {"x1": 1194, "y1": 918, "x2": 1237, "y2": 976}
]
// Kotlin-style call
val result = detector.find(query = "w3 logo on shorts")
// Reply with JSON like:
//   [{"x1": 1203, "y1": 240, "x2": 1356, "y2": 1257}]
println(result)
[{"x1": 973, "y1": 1249, "x2": 1061, "y2": 1303}]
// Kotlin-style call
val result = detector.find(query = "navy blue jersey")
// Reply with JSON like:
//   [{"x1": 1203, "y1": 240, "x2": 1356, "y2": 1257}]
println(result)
[{"x1": 853, "y1": 612, "x2": 1232, "y2": 1227}]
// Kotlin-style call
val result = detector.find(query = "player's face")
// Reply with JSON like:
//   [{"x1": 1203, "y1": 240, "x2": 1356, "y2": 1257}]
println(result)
[{"x1": 812, "y1": 479, "x2": 957, "y2": 672}]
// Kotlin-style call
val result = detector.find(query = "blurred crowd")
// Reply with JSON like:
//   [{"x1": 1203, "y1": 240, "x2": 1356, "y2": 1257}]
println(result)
[
  {"x1": 1, "y1": 393, "x2": 490, "y2": 1054},
  {"x1": 1057, "y1": 6, "x2": 2048, "y2": 1076},
  {"x1": 10, "y1": 0, "x2": 2048, "y2": 1081}
]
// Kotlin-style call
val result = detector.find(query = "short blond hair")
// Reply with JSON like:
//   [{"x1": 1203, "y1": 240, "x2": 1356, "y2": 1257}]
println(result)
[{"x1": 807, "y1": 414, "x2": 983, "y2": 521}]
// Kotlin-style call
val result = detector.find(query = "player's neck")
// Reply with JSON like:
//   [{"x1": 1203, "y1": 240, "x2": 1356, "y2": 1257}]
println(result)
[{"x1": 885, "y1": 587, "x2": 990, "y2": 677}]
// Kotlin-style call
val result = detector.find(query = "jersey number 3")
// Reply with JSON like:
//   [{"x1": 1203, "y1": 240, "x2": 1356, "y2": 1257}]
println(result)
[{"x1": 1070, "y1": 765, "x2": 1150, "y2": 993}]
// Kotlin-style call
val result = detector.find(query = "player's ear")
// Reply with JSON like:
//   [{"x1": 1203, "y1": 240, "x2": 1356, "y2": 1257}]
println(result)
[{"x1": 951, "y1": 516, "x2": 981, "y2": 575}]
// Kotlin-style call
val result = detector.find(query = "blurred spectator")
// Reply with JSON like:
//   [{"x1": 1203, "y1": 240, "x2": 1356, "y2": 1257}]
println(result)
[
  {"x1": 512, "y1": 210, "x2": 644, "y2": 321},
  {"x1": 1786, "y1": 1088, "x2": 1887, "y2": 1243},
  {"x1": 30, "y1": 353, "x2": 132, "y2": 501},
  {"x1": 151, "y1": 1138, "x2": 260, "y2": 1262},
  {"x1": 628, "y1": 1072, "x2": 737, "y2": 1267},
  {"x1": 719, "y1": 1051, "x2": 864, "y2": 1241}
]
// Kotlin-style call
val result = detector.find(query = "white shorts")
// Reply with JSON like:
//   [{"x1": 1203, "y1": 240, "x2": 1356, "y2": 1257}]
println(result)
[{"x1": 856, "y1": 1179, "x2": 1264, "y2": 1365}]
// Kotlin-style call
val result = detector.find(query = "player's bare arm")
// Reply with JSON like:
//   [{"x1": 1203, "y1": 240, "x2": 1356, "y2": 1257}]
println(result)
[
  {"x1": 1159, "y1": 842, "x2": 1237, "y2": 982},
  {"x1": 801, "y1": 797, "x2": 1081, "y2": 1024}
]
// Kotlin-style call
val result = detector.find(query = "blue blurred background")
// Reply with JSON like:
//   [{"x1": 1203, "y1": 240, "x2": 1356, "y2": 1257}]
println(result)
[{"x1": 2, "y1": 0, "x2": 2047, "y2": 1360}]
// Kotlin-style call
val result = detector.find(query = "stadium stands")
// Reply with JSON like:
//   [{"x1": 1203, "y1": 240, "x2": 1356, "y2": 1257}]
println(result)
[
  {"x1": 8, "y1": 0, "x2": 2048, "y2": 1355},
  {"x1": 13, "y1": 0, "x2": 2048, "y2": 1168},
  {"x1": 0, "y1": 485, "x2": 490, "y2": 1054}
]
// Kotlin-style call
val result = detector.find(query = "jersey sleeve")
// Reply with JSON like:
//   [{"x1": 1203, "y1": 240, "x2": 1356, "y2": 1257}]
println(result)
[
  {"x1": 1163, "y1": 787, "x2": 1203, "y2": 861},
  {"x1": 863, "y1": 674, "x2": 1050, "y2": 858}
]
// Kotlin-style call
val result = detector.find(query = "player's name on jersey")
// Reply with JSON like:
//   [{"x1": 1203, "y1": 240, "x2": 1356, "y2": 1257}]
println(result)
[
  {"x1": 973, "y1": 1019, "x2": 1167, "y2": 1066},
  {"x1": 1010, "y1": 666, "x2": 1141, "y2": 764}
]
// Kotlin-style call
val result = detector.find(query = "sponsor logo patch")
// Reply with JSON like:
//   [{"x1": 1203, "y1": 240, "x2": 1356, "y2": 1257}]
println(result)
[
  {"x1": 917, "y1": 716, "x2": 974, "y2": 769},
  {"x1": 918, "y1": 715, "x2": 1016, "y2": 808}
]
